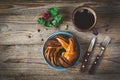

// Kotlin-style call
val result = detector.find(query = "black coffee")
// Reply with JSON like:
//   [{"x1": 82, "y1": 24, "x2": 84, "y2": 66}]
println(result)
[{"x1": 74, "y1": 9, "x2": 95, "y2": 29}]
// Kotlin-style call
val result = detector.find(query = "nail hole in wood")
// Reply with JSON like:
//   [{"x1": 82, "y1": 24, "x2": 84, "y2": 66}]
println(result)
[
  {"x1": 28, "y1": 35, "x2": 31, "y2": 38},
  {"x1": 38, "y1": 29, "x2": 40, "y2": 32},
  {"x1": 41, "y1": 38, "x2": 44, "y2": 41},
  {"x1": 105, "y1": 28, "x2": 108, "y2": 32}
]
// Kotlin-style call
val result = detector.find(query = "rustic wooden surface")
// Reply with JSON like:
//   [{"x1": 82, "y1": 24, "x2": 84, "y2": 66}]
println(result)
[{"x1": 0, "y1": 0, "x2": 120, "y2": 80}]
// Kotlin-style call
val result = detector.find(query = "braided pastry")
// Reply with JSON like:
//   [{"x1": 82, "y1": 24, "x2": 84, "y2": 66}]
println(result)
[{"x1": 44, "y1": 34, "x2": 78, "y2": 68}]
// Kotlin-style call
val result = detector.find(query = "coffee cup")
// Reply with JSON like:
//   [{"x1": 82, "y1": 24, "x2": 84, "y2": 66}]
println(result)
[{"x1": 72, "y1": 6, "x2": 98, "y2": 35}]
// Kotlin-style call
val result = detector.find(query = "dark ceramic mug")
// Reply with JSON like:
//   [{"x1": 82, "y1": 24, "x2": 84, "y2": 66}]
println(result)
[{"x1": 72, "y1": 6, "x2": 98, "y2": 35}]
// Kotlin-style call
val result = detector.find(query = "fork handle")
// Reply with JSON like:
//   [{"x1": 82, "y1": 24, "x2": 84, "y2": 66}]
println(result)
[
  {"x1": 89, "y1": 55, "x2": 101, "y2": 74},
  {"x1": 89, "y1": 47, "x2": 105, "y2": 74}
]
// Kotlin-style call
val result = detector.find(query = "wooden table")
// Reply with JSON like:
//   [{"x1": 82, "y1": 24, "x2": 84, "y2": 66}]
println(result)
[{"x1": 0, "y1": 0, "x2": 120, "y2": 80}]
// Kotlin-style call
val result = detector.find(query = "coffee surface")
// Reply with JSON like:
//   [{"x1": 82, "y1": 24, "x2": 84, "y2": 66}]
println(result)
[{"x1": 74, "y1": 9, "x2": 95, "y2": 29}]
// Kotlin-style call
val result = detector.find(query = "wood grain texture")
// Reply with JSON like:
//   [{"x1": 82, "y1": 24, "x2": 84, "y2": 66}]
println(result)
[
  {"x1": 0, "y1": 0, "x2": 120, "y2": 80},
  {"x1": 0, "y1": 44, "x2": 120, "y2": 80},
  {"x1": 0, "y1": 2, "x2": 120, "y2": 45}
]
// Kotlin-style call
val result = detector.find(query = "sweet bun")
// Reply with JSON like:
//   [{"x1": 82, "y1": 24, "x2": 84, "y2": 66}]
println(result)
[{"x1": 44, "y1": 34, "x2": 78, "y2": 68}]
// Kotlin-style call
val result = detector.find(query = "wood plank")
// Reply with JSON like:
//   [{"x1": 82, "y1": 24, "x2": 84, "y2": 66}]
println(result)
[
  {"x1": 0, "y1": 0, "x2": 120, "y2": 3},
  {"x1": 0, "y1": 44, "x2": 120, "y2": 80},
  {"x1": 0, "y1": 44, "x2": 119, "y2": 74},
  {"x1": 0, "y1": 19, "x2": 120, "y2": 45},
  {"x1": 0, "y1": 2, "x2": 119, "y2": 45},
  {"x1": 0, "y1": 2, "x2": 119, "y2": 15},
  {"x1": 0, "y1": 73, "x2": 120, "y2": 80}
]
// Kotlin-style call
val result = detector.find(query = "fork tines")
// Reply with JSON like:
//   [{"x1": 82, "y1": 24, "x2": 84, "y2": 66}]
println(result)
[{"x1": 101, "y1": 36, "x2": 111, "y2": 47}]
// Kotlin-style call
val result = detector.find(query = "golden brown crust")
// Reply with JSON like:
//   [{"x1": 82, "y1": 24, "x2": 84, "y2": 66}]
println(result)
[
  {"x1": 44, "y1": 34, "x2": 79, "y2": 68},
  {"x1": 45, "y1": 38, "x2": 61, "y2": 49},
  {"x1": 55, "y1": 34, "x2": 69, "y2": 43},
  {"x1": 58, "y1": 56, "x2": 71, "y2": 68}
]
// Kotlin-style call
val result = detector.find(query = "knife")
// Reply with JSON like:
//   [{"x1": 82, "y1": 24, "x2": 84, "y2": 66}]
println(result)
[
  {"x1": 89, "y1": 36, "x2": 111, "y2": 74},
  {"x1": 80, "y1": 37, "x2": 97, "y2": 72}
]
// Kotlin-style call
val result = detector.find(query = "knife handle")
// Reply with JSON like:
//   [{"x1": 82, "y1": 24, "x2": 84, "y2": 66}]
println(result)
[
  {"x1": 80, "y1": 52, "x2": 91, "y2": 72},
  {"x1": 89, "y1": 55, "x2": 101, "y2": 74}
]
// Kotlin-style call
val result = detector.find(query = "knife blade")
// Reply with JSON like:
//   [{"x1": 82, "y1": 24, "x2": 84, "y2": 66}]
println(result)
[
  {"x1": 89, "y1": 36, "x2": 111, "y2": 74},
  {"x1": 80, "y1": 37, "x2": 97, "y2": 72}
]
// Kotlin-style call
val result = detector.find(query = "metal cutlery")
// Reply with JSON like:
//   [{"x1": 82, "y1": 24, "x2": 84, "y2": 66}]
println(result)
[
  {"x1": 89, "y1": 36, "x2": 111, "y2": 74},
  {"x1": 80, "y1": 37, "x2": 97, "y2": 72}
]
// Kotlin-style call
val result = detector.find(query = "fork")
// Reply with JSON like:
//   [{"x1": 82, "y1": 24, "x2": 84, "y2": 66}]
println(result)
[{"x1": 89, "y1": 36, "x2": 111, "y2": 74}]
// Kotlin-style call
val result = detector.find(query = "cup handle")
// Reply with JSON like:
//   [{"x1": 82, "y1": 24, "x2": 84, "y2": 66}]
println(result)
[{"x1": 92, "y1": 28, "x2": 98, "y2": 35}]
